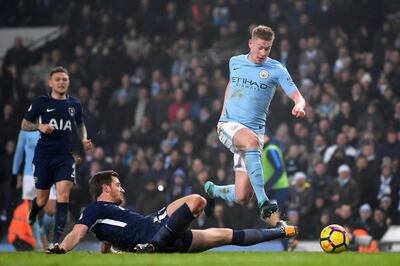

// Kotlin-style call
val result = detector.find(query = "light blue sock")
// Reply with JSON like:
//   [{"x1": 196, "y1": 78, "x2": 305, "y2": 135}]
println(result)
[
  {"x1": 212, "y1": 184, "x2": 237, "y2": 202},
  {"x1": 31, "y1": 221, "x2": 42, "y2": 248},
  {"x1": 244, "y1": 149, "x2": 268, "y2": 207},
  {"x1": 41, "y1": 213, "x2": 53, "y2": 236}
]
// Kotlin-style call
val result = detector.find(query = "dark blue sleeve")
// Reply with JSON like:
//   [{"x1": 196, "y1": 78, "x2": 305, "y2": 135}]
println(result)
[
  {"x1": 76, "y1": 204, "x2": 100, "y2": 228},
  {"x1": 74, "y1": 101, "x2": 84, "y2": 125},
  {"x1": 265, "y1": 149, "x2": 285, "y2": 189},
  {"x1": 24, "y1": 97, "x2": 44, "y2": 122}
]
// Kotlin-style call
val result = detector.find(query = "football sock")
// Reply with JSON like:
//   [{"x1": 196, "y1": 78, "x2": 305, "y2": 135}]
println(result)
[
  {"x1": 54, "y1": 202, "x2": 68, "y2": 243},
  {"x1": 210, "y1": 184, "x2": 237, "y2": 203},
  {"x1": 31, "y1": 221, "x2": 43, "y2": 248},
  {"x1": 29, "y1": 198, "x2": 44, "y2": 225},
  {"x1": 244, "y1": 149, "x2": 268, "y2": 207},
  {"x1": 151, "y1": 203, "x2": 194, "y2": 249},
  {"x1": 231, "y1": 228, "x2": 283, "y2": 246},
  {"x1": 41, "y1": 213, "x2": 53, "y2": 236}
]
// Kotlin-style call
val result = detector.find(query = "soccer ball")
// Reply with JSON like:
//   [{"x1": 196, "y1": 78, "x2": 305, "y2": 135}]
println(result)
[{"x1": 320, "y1": 224, "x2": 349, "y2": 253}]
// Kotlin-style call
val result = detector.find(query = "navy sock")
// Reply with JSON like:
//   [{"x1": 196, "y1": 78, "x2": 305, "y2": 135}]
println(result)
[
  {"x1": 29, "y1": 198, "x2": 44, "y2": 225},
  {"x1": 231, "y1": 228, "x2": 283, "y2": 246},
  {"x1": 151, "y1": 203, "x2": 194, "y2": 248},
  {"x1": 54, "y1": 202, "x2": 68, "y2": 243}
]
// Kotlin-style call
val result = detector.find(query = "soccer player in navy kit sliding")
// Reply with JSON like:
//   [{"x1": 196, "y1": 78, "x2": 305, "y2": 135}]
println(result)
[
  {"x1": 204, "y1": 25, "x2": 306, "y2": 223},
  {"x1": 46, "y1": 170, "x2": 297, "y2": 254},
  {"x1": 21, "y1": 66, "x2": 93, "y2": 245}
]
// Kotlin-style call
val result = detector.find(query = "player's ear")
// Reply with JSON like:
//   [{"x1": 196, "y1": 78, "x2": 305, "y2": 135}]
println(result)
[
  {"x1": 248, "y1": 39, "x2": 252, "y2": 49},
  {"x1": 102, "y1": 183, "x2": 110, "y2": 193}
]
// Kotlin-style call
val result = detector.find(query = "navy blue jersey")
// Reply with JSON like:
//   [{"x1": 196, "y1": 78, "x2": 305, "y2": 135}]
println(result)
[
  {"x1": 77, "y1": 201, "x2": 168, "y2": 252},
  {"x1": 24, "y1": 94, "x2": 83, "y2": 154}
]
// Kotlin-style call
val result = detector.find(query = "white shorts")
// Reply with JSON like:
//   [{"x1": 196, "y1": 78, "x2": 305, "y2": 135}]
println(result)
[
  {"x1": 217, "y1": 122, "x2": 264, "y2": 172},
  {"x1": 23, "y1": 175, "x2": 57, "y2": 200}
]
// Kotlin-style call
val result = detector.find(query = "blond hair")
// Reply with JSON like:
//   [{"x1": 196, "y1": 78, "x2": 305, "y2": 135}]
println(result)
[{"x1": 251, "y1": 25, "x2": 275, "y2": 41}]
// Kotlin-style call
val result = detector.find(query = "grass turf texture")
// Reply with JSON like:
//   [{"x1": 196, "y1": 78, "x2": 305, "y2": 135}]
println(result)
[{"x1": 1, "y1": 252, "x2": 400, "y2": 266}]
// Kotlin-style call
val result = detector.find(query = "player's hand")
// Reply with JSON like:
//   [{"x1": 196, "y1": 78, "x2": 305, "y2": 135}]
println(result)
[
  {"x1": 82, "y1": 139, "x2": 93, "y2": 153},
  {"x1": 72, "y1": 153, "x2": 82, "y2": 165},
  {"x1": 291, "y1": 104, "x2": 306, "y2": 118},
  {"x1": 39, "y1": 124, "x2": 54, "y2": 134},
  {"x1": 46, "y1": 243, "x2": 66, "y2": 254}
]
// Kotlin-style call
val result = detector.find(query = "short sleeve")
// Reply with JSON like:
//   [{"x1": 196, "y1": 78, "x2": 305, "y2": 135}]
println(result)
[
  {"x1": 277, "y1": 65, "x2": 298, "y2": 95},
  {"x1": 76, "y1": 204, "x2": 99, "y2": 228},
  {"x1": 24, "y1": 98, "x2": 43, "y2": 122}
]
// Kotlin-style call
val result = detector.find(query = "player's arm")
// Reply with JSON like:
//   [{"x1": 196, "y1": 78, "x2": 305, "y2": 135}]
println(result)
[
  {"x1": 220, "y1": 82, "x2": 230, "y2": 117},
  {"x1": 76, "y1": 123, "x2": 93, "y2": 152},
  {"x1": 21, "y1": 119, "x2": 54, "y2": 134},
  {"x1": 47, "y1": 224, "x2": 88, "y2": 254},
  {"x1": 277, "y1": 65, "x2": 306, "y2": 118},
  {"x1": 11, "y1": 131, "x2": 25, "y2": 188},
  {"x1": 288, "y1": 90, "x2": 306, "y2": 118}
]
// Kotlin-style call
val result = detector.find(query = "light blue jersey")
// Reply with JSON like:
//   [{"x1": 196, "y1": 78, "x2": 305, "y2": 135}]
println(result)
[
  {"x1": 12, "y1": 130, "x2": 40, "y2": 176},
  {"x1": 220, "y1": 54, "x2": 298, "y2": 135}
]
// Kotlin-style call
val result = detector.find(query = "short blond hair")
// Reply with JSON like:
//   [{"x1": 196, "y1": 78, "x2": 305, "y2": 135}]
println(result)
[{"x1": 251, "y1": 25, "x2": 275, "y2": 41}]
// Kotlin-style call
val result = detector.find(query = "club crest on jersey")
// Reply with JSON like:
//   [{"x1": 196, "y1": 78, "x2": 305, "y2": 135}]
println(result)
[
  {"x1": 259, "y1": 69, "x2": 269, "y2": 79},
  {"x1": 68, "y1": 107, "x2": 75, "y2": 117}
]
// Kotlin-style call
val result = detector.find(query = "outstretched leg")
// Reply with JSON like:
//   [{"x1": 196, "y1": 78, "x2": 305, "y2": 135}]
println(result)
[
  {"x1": 136, "y1": 195, "x2": 207, "y2": 252},
  {"x1": 188, "y1": 225, "x2": 297, "y2": 252}
]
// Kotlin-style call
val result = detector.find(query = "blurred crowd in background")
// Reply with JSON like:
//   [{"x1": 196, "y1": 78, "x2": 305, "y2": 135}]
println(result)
[{"x1": 0, "y1": 0, "x2": 399, "y2": 243}]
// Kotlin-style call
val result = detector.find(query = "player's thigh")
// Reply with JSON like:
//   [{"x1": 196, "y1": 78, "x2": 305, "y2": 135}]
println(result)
[
  {"x1": 188, "y1": 228, "x2": 232, "y2": 252},
  {"x1": 53, "y1": 154, "x2": 76, "y2": 184},
  {"x1": 217, "y1": 122, "x2": 247, "y2": 153},
  {"x1": 22, "y1": 175, "x2": 36, "y2": 200},
  {"x1": 233, "y1": 127, "x2": 261, "y2": 150},
  {"x1": 32, "y1": 154, "x2": 53, "y2": 190}
]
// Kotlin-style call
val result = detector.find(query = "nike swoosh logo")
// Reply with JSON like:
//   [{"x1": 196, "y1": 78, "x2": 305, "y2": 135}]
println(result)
[
  {"x1": 233, "y1": 67, "x2": 240, "y2": 70},
  {"x1": 46, "y1": 108, "x2": 55, "y2": 112}
]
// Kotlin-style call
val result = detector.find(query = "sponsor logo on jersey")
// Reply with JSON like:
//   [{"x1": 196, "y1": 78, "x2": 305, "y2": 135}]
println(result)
[
  {"x1": 68, "y1": 107, "x2": 75, "y2": 117},
  {"x1": 49, "y1": 118, "x2": 72, "y2": 131},
  {"x1": 231, "y1": 76, "x2": 268, "y2": 90},
  {"x1": 259, "y1": 69, "x2": 269, "y2": 79}
]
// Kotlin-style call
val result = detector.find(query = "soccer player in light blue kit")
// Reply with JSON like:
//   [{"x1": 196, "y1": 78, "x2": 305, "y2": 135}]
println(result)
[
  {"x1": 12, "y1": 130, "x2": 56, "y2": 248},
  {"x1": 204, "y1": 25, "x2": 306, "y2": 223}
]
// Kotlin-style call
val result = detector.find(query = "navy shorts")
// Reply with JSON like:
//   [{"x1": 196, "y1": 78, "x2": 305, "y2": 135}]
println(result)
[
  {"x1": 32, "y1": 152, "x2": 76, "y2": 190},
  {"x1": 146, "y1": 207, "x2": 193, "y2": 253}
]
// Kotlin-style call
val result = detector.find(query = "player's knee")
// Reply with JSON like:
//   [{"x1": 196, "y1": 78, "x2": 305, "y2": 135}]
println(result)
[
  {"x1": 36, "y1": 196, "x2": 48, "y2": 207},
  {"x1": 189, "y1": 194, "x2": 207, "y2": 213},
  {"x1": 56, "y1": 191, "x2": 70, "y2": 202}
]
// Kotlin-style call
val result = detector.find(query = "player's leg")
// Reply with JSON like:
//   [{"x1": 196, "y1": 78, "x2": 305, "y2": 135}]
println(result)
[
  {"x1": 29, "y1": 189, "x2": 50, "y2": 225},
  {"x1": 53, "y1": 155, "x2": 75, "y2": 244},
  {"x1": 188, "y1": 225, "x2": 298, "y2": 252},
  {"x1": 137, "y1": 195, "x2": 207, "y2": 252},
  {"x1": 54, "y1": 180, "x2": 73, "y2": 243},
  {"x1": 233, "y1": 128, "x2": 268, "y2": 207},
  {"x1": 29, "y1": 155, "x2": 52, "y2": 225},
  {"x1": 23, "y1": 175, "x2": 43, "y2": 249},
  {"x1": 166, "y1": 194, "x2": 206, "y2": 217},
  {"x1": 205, "y1": 154, "x2": 254, "y2": 205},
  {"x1": 205, "y1": 122, "x2": 253, "y2": 204},
  {"x1": 41, "y1": 185, "x2": 56, "y2": 245}
]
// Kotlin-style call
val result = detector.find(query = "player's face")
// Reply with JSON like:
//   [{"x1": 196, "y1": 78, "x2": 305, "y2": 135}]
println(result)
[
  {"x1": 248, "y1": 37, "x2": 273, "y2": 64},
  {"x1": 48, "y1": 72, "x2": 70, "y2": 95},
  {"x1": 110, "y1": 176, "x2": 125, "y2": 205}
]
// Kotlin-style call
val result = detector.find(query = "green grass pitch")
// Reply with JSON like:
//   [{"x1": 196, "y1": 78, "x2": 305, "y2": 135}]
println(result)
[{"x1": 1, "y1": 252, "x2": 399, "y2": 266}]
